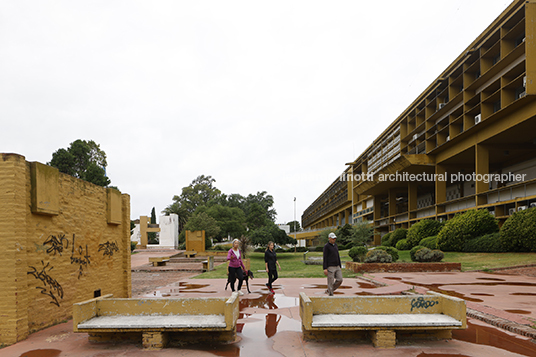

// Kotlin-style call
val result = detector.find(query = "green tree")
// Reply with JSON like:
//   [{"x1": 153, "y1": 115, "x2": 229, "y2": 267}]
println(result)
[
  {"x1": 48, "y1": 139, "x2": 110, "y2": 187},
  {"x1": 288, "y1": 220, "x2": 301, "y2": 233},
  {"x1": 248, "y1": 222, "x2": 296, "y2": 246},
  {"x1": 351, "y1": 220, "x2": 374, "y2": 246},
  {"x1": 184, "y1": 212, "x2": 221, "y2": 240},
  {"x1": 246, "y1": 202, "x2": 270, "y2": 230},
  {"x1": 148, "y1": 207, "x2": 157, "y2": 244},
  {"x1": 163, "y1": 175, "x2": 221, "y2": 231},
  {"x1": 196, "y1": 204, "x2": 246, "y2": 241}
]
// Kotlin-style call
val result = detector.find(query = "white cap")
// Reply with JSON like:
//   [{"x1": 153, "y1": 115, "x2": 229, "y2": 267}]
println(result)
[{"x1": 328, "y1": 233, "x2": 337, "y2": 239}]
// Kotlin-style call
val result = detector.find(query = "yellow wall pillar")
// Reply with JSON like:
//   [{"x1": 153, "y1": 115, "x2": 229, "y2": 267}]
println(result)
[
  {"x1": 0, "y1": 154, "x2": 29, "y2": 344},
  {"x1": 475, "y1": 144, "x2": 489, "y2": 206},
  {"x1": 526, "y1": 1, "x2": 536, "y2": 95},
  {"x1": 436, "y1": 164, "x2": 447, "y2": 214},
  {"x1": 388, "y1": 189, "x2": 396, "y2": 218},
  {"x1": 408, "y1": 182, "x2": 418, "y2": 215},
  {"x1": 139, "y1": 216, "x2": 148, "y2": 248}
]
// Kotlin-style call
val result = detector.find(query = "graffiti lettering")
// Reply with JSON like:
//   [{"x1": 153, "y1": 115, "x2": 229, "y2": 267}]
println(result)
[
  {"x1": 27, "y1": 261, "x2": 64, "y2": 307},
  {"x1": 98, "y1": 241, "x2": 119, "y2": 257},
  {"x1": 71, "y1": 234, "x2": 91, "y2": 279},
  {"x1": 410, "y1": 297, "x2": 439, "y2": 312},
  {"x1": 44, "y1": 233, "x2": 69, "y2": 256}
]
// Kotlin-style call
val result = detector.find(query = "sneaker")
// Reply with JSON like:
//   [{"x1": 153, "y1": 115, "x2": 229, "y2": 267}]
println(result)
[
  {"x1": 238, "y1": 291, "x2": 244, "y2": 296},
  {"x1": 265, "y1": 283, "x2": 270, "y2": 288},
  {"x1": 270, "y1": 288, "x2": 275, "y2": 294}
]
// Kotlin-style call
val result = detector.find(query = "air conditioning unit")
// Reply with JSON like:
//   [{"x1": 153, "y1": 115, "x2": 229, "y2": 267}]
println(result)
[
  {"x1": 412, "y1": 134, "x2": 418, "y2": 141},
  {"x1": 530, "y1": 202, "x2": 536, "y2": 208},
  {"x1": 438, "y1": 103, "x2": 446, "y2": 109},
  {"x1": 509, "y1": 208, "x2": 516, "y2": 215},
  {"x1": 518, "y1": 205, "x2": 527, "y2": 211},
  {"x1": 523, "y1": 76, "x2": 527, "y2": 87},
  {"x1": 489, "y1": 211, "x2": 495, "y2": 216},
  {"x1": 446, "y1": 135, "x2": 450, "y2": 142},
  {"x1": 474, "y1": 114, "x2": 481, "y2": 124}
]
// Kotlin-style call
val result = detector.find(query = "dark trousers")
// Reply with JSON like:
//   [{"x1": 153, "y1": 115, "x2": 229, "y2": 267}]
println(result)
[
  {"x1": 229, "y1": 266, "x2": 244, "y2": 291},
  {"x1": 267, "y1": 269, "x2": 278, "y2": 288}
]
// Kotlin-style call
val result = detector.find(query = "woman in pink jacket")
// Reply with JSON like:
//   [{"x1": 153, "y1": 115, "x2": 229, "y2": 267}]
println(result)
[{"x1": 227, "y1": 239, "x2": 246, "y2": 295}]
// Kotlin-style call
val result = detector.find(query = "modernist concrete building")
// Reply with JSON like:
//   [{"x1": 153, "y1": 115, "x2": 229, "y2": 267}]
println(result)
[{"x1": 302, "y1": 0, "x2": 536, "y2": 245}]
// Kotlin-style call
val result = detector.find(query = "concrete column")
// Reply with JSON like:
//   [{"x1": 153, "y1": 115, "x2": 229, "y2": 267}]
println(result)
[
  {"x1": 475, "y1": 144, "x2": 489, "y2": 206},
  {"x1": 388, "y1": 189, "x2": 396, "y2": 217},
  {"x1": 408, "y1": 182, "x2": 418, "y2": 212}
]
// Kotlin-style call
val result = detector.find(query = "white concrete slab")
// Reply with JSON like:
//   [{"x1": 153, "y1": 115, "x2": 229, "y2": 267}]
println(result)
[
  {"x1": 78, "y1": 314, "x2": 226, "y2": 329},
  {"x1": 311, "y1": 314, "x2": 462, "y2": 328}
]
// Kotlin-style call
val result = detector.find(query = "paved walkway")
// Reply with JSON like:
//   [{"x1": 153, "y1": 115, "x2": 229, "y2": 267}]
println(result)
[{"x1": 3, "y1": 252, "x2": 536, "y2": 357}]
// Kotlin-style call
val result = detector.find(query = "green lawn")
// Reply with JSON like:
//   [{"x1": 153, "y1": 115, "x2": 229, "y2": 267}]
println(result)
[{"x1": 194, "y1": 250, "x2": 536, "y2": 279}]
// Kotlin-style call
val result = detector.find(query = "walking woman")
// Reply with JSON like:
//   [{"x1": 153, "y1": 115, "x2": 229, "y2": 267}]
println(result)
[
  {"x1": 227, "y1": 239, "x2": 246, "y2": 295},
  {"x1": 264, "y1": 241, "x2": 281, "y2": 294}
]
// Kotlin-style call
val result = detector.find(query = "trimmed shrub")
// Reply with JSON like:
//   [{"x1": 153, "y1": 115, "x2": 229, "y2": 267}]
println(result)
[
  {"x1": 410, "y1": 245, "x2": 425, "y2": 262},
  {"x1": 438, "y1": 209, "x2": 499, "y2": 252},
  {"x1": 364, "y1": 249, "x2": 392, "y2": 263},
  {"x1": 396, "y1": 239, "x2": 411, "y2": 251},
  {"x1": 130, "y1": 241, "x2": 137, "y2": 251},
  {"x1": 381, "y1": 233, "x2": 392, "y2": 246},
  {"x1": 500, "y1": 207, "x2": 536, "y2": 252},
  {"x1": 374, "y1": 246, "x2": 399, "y2": 262},
  {"x1": 407, "y1": 220, "x2": 443, "y2": 248},
  {"x1": 419, "y1": 236, "x2": 438, "y2": 250},
  {"x1": 414, "y1": 247, "x2": 444, "y2": 262},
  {"x1": 464, "y1": 232, "x2": 502, "y2": 252},
  {"x1": 389, "y1": 228, "x2": 408, "y2": 247},
  {"x1": 295, "y1": 246, "x2": 308, "y2": 252},
  {"x1": 349, "y1": 246, "x2": 368, "y2": 262},
  {"x1": 315, "y1": 246, "x2": 324, "y2": 252}
]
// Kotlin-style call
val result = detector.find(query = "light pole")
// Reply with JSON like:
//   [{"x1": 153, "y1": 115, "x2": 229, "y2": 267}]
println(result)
[
  {"x1": 345, "y1": 161, "x2": 355, "y2": 225},
  {"x1": 294, "y1": 197, "x2": 297, "y2": 252}
]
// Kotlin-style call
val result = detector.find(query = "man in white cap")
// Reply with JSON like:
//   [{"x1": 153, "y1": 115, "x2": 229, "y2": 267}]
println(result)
[{"x1": 323, "y1": 232, "x2": 343, "y2": 296}]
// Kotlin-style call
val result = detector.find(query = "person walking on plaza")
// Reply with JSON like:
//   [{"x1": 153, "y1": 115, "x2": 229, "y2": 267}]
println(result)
[
  {"x1": 323, "y1": 232, "x2": 343, "y2": 296},
  {"x1": 264, "y1": 241, "x2": 281, "y2": 294},
  {"x1": 227, "y1": 238, "x2": 246, "y2": 295}
]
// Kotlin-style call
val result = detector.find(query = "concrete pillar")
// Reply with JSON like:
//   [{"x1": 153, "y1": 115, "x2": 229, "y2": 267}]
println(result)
[
  {"x1": 475, "y1": 144, "x2": 489, "y2": 206},
  {"x1": 388, "y1": 189, "x2": 396, "y2": 217}
]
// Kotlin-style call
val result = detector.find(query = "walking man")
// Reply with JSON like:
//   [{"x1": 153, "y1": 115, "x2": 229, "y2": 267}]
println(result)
[{"x1": 323, "y1": 232, "x2": 343, "y2": 296}]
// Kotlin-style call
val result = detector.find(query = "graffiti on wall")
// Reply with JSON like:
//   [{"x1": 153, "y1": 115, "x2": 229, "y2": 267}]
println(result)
[
  {"x1": 98, "y1": 241, "x2": 119, "y2": 257},
  {"x1": 27, "y1": 261, "x2": 64, "y2": 307},
  {"x1": 44, "y1": 234, "x2": 69, "y2": 256},
  {"x1": 70, "y1": 234, "x2": 91, "y2": 279}
]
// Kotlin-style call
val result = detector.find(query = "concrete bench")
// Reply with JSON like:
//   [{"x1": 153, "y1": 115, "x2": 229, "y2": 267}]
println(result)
[
  {"x1": 148, "y1": 256, "x2": 170, "y2": 266},
  {"x1": 202, "y1": 256, "x2": 214, "y2": 272},
  {"x1": 184, "y1": 250, "x2": 197, "y2": 258},
  {"x1": 299, "y1": 291, "x2": 466, "y2": 348},
  {"x1": 73, "y1": 293, "x2": 239, "y2": 349}
]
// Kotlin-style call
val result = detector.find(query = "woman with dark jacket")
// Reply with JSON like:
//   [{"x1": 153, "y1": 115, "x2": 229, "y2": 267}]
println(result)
[{"x1": 264, "y1": 241, "x2": 281, "y2": 294}]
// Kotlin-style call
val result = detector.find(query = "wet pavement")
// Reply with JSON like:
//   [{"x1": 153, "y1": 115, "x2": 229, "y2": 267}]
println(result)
[{"x1": 2, "y1": 252, "x2": 536, "y2": 357}]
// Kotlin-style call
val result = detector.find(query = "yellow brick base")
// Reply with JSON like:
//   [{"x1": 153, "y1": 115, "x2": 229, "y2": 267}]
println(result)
[
  {"x1": 143, "y1": 331, "x2": 169, "y2": 350},
  {"x1": 369, "y1": 330, "x2": 396, "y2": 348}
]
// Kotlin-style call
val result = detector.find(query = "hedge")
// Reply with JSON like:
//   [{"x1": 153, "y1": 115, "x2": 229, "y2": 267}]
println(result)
[
  {"x1": 396, "y1": 239, "x2": 411, "y2": 251},
  {"x1": 419, "y1": 236, "x2": 438, "y2": 250},
  {"x1": 389, "y1": 228, "x2": 408, "y2": 247},
  {"x1": 500, "y1": 207, "x2": 536, "y2": 252},
  {"x1": 437, "y1": 209, "x2": 498, "y2": 252},
  {"x1": 464, "y1": 232, "x2": 502, "y2": 252},
  {"x1": 407, "y1": 220, "x2": 443, "y2": 248},
  {"x1": 374, "y1": 246, "x2": 399, "y2": 262},
  {"x1": 364, "y1": 249, "x2": 392, "y2": 263}
]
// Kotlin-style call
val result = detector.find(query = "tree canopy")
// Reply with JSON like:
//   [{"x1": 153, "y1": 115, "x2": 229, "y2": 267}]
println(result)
[
  {"x1": 48, "y1": 139, "x2": 110, "y2": 187},
  {"x1": 163, "y1": 175, "x2": 291, "y2": 246}
]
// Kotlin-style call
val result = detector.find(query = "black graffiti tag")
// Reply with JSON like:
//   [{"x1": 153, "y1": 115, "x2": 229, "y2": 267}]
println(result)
[
  {"x1": 71, "y1": 234, "x2": 91, "y2": 279},
  {"x1": 98, "y1": 241, "x2": 119, "y2": 257},
  {"x1": 410, "y1": 297, "x2": 439, "y2": 312},
  {"x1": 27, "y1": 261, "x2": 64, "y2": 307},
  {"x1": 43, "y1": 233, "x2": 69, "y2": 256}
]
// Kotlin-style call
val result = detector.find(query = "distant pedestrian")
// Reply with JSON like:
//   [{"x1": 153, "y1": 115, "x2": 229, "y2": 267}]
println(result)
[
  {"x1": 323, "y1": 232, "x2": 343, "y2": 296},
  {"x1": 227, "y1": 238, "x2": 246, "y2": 295},
  {"x1": 264, "y1": 241, "x2": 281, "y2": 294}
]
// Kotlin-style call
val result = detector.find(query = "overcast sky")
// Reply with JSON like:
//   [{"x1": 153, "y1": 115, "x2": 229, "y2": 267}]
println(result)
[{"x1": 1, "y1": 0, "x2": 511, "y2": 225}]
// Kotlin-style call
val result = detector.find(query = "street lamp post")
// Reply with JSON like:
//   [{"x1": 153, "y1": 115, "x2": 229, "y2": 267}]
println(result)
[{"x1": 294, "y1": 197, "x2": 297, "y2": 252}]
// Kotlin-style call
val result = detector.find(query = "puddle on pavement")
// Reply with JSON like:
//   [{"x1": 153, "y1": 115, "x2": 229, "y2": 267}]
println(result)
[
  {"x1": 416, "y1": 354, "x2": 471, "y2": 357},
  {"x1": 470, "y1": 293, "x2": 494, "y2": 296},
  {"x1": 240, "y1": 291, "x2": 298, "y2": 309},
  {"x1": 143, "y1": 282, "x2": 218, "y2": 297},
  {"x1": 510, "y1": 292, "x2": 536, "y2": 296},
  {"x1": 504, "y1": 309, "x2": 532, "y2": 314},
  {"x1": 453, "y1": 320, "x2": 536, "y2": 356},
  {"x1": 18, "y1": 350, "x2": 61, "y2": 357},
  {"x1": 356, "y1": 281, "x2": 379, "y2": 289}
]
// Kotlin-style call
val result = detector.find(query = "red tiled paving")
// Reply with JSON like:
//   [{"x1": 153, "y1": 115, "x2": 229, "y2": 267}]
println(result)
[{"x1": 3, "y1": 251, "x2": 536, "y2": 357}]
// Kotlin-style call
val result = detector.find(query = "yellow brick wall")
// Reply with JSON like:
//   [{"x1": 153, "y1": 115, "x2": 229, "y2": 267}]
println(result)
[{"x1": 0, "y1": 153, "x2": 131, "y2": 345}]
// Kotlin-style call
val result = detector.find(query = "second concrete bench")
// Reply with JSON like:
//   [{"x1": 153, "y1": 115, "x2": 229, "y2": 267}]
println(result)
[{"x1": 299, "y1": 291, "x2": 466, "y2": 348}]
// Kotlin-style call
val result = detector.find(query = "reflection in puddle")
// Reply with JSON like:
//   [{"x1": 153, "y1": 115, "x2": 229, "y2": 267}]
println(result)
[
  {"x1": 476, "y1": 277, "x2": 505, "y2": 281},
  {"x1": 470, "y1": 293, "x2": 494, "y2": 296},
  {"x1": 144, "y1": 282, "x2": 215, "y2": 297},
  {"x1": 356, "y1": 281, "x2": 378, "y2": 289},
  {"x1": 510, "y1": 292, "x2": 536, "y2": 296}
]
